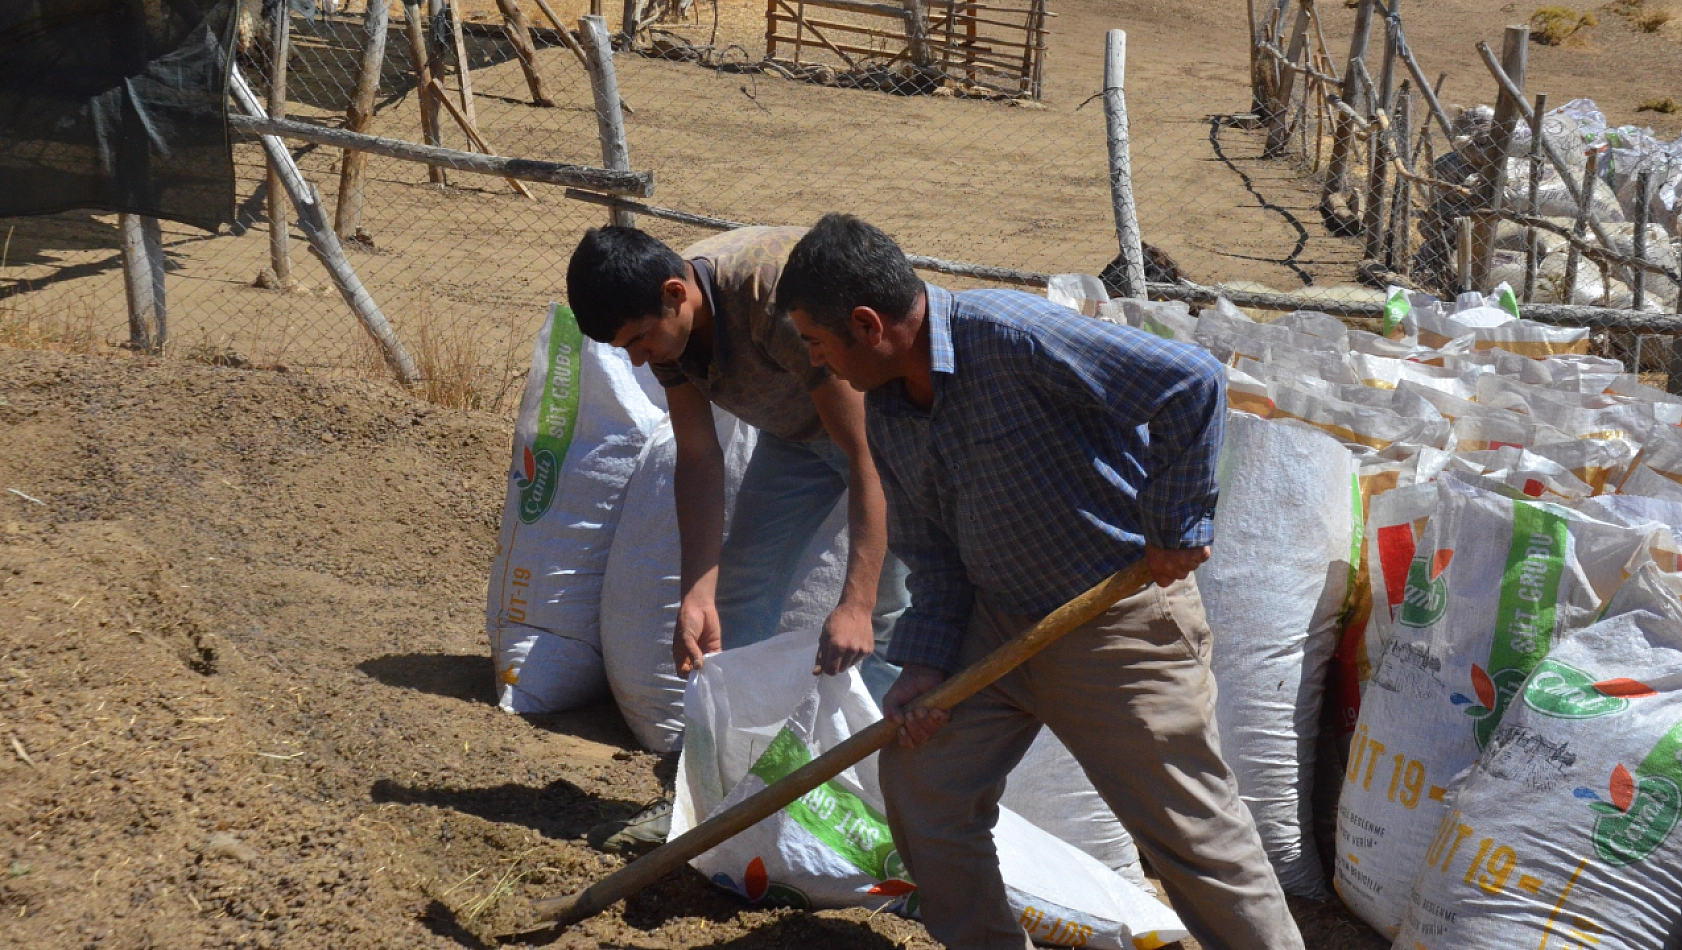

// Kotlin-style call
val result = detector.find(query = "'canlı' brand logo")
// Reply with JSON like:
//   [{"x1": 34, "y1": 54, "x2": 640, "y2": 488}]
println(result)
[
  {"x1": 1524, "y1": 660, "x2": 1655, "y2": 719},
  {"x1": 516, "y1": 444, "x2": 559, "y2": 524},
  {"x1": 1452, "y1": 663, "x2": 1529, "y2": 749},
  {"x1": 1575, "y1": 721, "x2": 1682, "y2": 866},
  {"x1": 1397, "y1": 550, "x2": 1453, "y2": 628}
]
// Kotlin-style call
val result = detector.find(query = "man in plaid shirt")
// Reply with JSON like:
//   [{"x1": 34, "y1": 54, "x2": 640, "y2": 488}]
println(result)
[{"x1": 777, "y1": 214, "x2": 1303, "y2": 950}]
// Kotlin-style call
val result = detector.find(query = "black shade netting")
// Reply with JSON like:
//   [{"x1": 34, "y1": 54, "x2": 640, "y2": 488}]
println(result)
[{"x1": 0, "y1": 0, "x2": 238, "y2": 233}]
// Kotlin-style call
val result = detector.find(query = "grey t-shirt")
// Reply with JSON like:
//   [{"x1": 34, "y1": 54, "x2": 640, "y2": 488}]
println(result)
[{"x1": 650, "y1": 226, "x2": 829, "y2": 443}]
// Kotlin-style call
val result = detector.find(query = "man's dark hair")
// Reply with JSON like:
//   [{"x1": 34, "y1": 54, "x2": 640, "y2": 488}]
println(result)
[
  {"x1": 566, "y1": 226, "x2": 686, "y2": 342},
  {"x1": 777, "y1": 214, "x2": 922, "y2": 339}
]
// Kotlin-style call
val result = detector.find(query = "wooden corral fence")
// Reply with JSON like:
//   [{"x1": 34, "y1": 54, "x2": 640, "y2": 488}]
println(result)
[{"x1": 764, "y1": 0, "x2": 1050, "y2": 98}]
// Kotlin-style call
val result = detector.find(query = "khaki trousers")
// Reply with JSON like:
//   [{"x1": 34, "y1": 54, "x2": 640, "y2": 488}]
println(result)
[{"x1": 879, "y1": 576, "x2": 1304, "y2": 950}]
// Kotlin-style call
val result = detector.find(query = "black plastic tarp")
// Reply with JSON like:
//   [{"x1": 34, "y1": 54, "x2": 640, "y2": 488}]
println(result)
[{"x1": 0, "y1": 0, "x2": 237, "y2": 232}]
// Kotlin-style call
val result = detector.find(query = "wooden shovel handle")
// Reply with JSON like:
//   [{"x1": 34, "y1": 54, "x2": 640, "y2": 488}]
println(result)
[{"x1": 524, "y1": 562, "x2": 1152, "y2": 930}]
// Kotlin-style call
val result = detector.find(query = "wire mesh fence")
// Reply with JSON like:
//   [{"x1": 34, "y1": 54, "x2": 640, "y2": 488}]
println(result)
[{"x1": 4, "y1": 0, "x2": 1680, "y2": 402}]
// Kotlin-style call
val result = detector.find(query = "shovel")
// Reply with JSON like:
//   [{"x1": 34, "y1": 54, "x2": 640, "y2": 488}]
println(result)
[{"x1": 512, "y1": 561, "x2": 1152, "y2": 937}]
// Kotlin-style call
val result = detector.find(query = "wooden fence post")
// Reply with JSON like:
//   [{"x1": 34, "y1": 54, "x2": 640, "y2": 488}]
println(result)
[
  {"x1": 1361, "y1": 1, "x2": 1398, "y2": 260},
  {"x1": 580, "y1": 15, "x2": 636, "y2": 228},
  {"x1": 1103, "y1": 29, "x2": 1146, "y2": 299},
  {"x1": 402, "y1": 1, "x2": 447, "y2": 184},
  {"x1": 1324, "y1": 0, "x2": 1373, "y2": 197},
  {"x1": 119, "y1": 213, "x2": 166, "y2": 352},
  {"x1": 622, "y1": 0, "x2": 640, "y2": 41},
  {"x1": 266, "y1": 0, "x2": 293, "y2": 287},
  {"x1": 902, "y1": 0, "x2": 934, "y2": 70},
  {"x1": 1265, "y1": 0, "x2": 1310, "y2": 157},
  {"x1": 1470, "y1": 24, "x2": 1528, "y2": 290},
  {"x1": 1521, "y1": 92, "x2": 1547, "y2": 303},
  {"x1": 1633, "y1": 168, "x2": 1653, "y2": 312},
  {"x1": 231, "y1": 67, "x2": 421, "y2": 387},
  {"x1": 448, "y1": 1, "x2": 479, "y2": 127},
  {"x1": 426, "y1": 0, "x2": 455, "y2": 157},
  {"x1": 1562, "y1": 149, "x2": 1597, "y2": 304},
  {"x1": 336, "y1": 0, "x2": 390, "y2": 240},
  {"x1": 496, "y1": 0, "x2": 556, "y2": 106}
]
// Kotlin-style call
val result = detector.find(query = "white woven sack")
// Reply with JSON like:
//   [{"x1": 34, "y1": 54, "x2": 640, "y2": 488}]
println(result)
[
  {"x1": 1200, "y1": 411, "x2": 1355, "y2": 897},
  {"x1": 1335, "y1": 475, "x2": 1655, "y2": 936},
  {"x1": 486, "y1": 303, "x2": 666, "y2": 714},
  {"x1": 1395, "y1": 563, "x2": 1682, "y2": 948},
  {"x1": 599, "y1": 412, "x2": 758, "y2": 751},
  {"x1": 671, "y1": 631, "x2": 1187, "y2": 949}
]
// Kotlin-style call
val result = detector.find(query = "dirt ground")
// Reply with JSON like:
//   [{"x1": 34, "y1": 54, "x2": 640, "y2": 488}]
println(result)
[
  {"x1": 2, "y1": 2, "x2": 1679, "y2": 947},
  {"x1": 0, "y1": 348, "x2": 1390, "y2": 949}
]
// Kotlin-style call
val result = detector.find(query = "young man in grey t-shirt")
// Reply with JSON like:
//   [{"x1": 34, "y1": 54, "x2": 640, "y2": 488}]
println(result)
[{"x1": 566, "y1": 226, "x2": 909, "y2": 852}]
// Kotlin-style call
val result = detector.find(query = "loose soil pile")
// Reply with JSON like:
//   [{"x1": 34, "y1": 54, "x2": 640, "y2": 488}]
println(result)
[{"x1": 0, "y1": 350, "x2": 1385, "y2": 948}]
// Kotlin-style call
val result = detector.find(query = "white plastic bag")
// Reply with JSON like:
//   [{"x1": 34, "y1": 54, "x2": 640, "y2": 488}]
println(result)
[
  {"x1": 1335, "y1": 475, "x2": 1655, "y2": 936},
  {"x1": 486, "y1": 303, "x2": 666, "y2": 713},
  {"x1": 1394, "y1": 564, "x2": 1682, "y2": 949},
  {"x1": 599, "y1": 412, "x2": 758, "y2": 751},
  {"x1": 1200, "y1": 412, "x2": 1355, "y2": 897},
  {"x1": 671, "y1": 631, "x2": 1188, "y2": 949}
]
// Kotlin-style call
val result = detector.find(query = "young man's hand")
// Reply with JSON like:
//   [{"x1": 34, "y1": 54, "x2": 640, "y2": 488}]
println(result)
[
  {"x1": 1143, "y1": 544, "x2": 1211, "y2": 589},
  {"x1": 673, "y1": 589, "x2": 722, "y2": 676},
  {"x1": 813, "y1": 602, "x2": 875, "y2": 675},
  {"x1": 882, "y1": 665, "x2": 949, "y2": 750}
]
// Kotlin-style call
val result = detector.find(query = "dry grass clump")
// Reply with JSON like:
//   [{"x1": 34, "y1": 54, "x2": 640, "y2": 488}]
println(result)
[
  {"x1": 1530, "y1": 5, "x2": 1600, "y2": 43},
  {"x1": 356, "y1": 297, "x2": 526, "y2": 413},
  {"x1": 1637, "y1": 96, "x2": 1679, "y2": 113},
  {"x1": 1634, "y1": 8, "x2": 1674, "y2": 30},
  {"x1": 0, "y1": 294, "x2": 103, "y2": 354}
]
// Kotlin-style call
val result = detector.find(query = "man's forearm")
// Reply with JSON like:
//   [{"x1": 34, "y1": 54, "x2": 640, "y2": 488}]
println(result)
[
  {"x1": 674, "y1": 449, "x2": 727, "y2": 600},
  {"x1": 838, "y1": 453, "x2": 889, "y2": 615}
]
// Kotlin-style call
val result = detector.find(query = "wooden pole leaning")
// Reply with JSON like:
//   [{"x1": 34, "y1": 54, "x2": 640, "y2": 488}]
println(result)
[
  {"x1": 336, "y1": 0, "x2": 390, "y2": 239},
  {"x1": 580, "y1": 15, "x2": 636, "y2": 227},
  {"x1": 521, "y1": 562, "x2": 1154, "y2": 932},
  {"x1": 497, "y1": 0, "x2": 556, "y2": 107},
  {"x1": 1102, "y1": 29, "x2": 1146, "y2": 299},
  {"x1": 1469, "y1": 24, "x2": 1527, "y2": 291},
  {"x1": 266, "y1": 0, "x2": 293, "y2": 287},
  {"x1": 230, "y1": 68, "x2": 422, "y2": 387}
]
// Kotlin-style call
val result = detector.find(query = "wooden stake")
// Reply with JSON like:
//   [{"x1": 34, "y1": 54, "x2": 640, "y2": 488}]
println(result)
[
  {"x1": 403, "y1": 1, "x2": 446, "y2": 184},
  {"x1": 902, "y1": 0, "x2": 934, "y2": 69},
  {"x1": 1362, "y1": 5, "x2": 1398, "y2": 260},
  {"x1": 231, "y1": 68, "x2": 421, "y2": 387},
  {"x1": 1391, "y1": 87, "x2": 1413, "y2": 272},
  {"x1": 496, "y1": 0, "x2": 556, "y2": 106},
  {"x1": 336, "y1": 0, "x2": 390, "y2": 239},
  {"x1": 1324, "y1": 0, "x2": 1373, "y2": 194},
  {"x1": 1457, "y1": 216, "x2": 1474, "y2": 293},
  {"x1": 448, "y1": 0, "x2": 478, "y2": 127},
  {"x1": 1521, "y1": 92, "x2": 1547, "y2": 304},
  {"x1": 580, "y1": 15, "x2": 635, "y2": 227},
  {"x1": 622, "y1": 0, "x2": 641, "y2": 41},
  {"x1": 521, "y1": 562, "x2": 1154, "y2": 932},
  {"x1": 266, "y1": 0, "x2": 293, "y2": 286},
  {"x1": 1562, "y1": 149, "x2": 1598, "y2": 305},
  {"x1": 1266, "y1": 0, "x2": 1311, "y2": 156},
  {"x1": 1103, "y1": 30, "x2": 1146, "y2": 299},
  {"x1": 427, "y1": 79, "x2": 536, "y2": 198},
  {"x1": 119, "y1": 213, "x2": 166, "y2": 352},
  {"x1": 1633, "y1": 168, "x2": 1652, "y2": 312},
  {"x1": 426, "y1": 0, "x2": 455, "y2": 175},
  {"x1": 1470, "y1": 24, "x2": 1527, "y2": 290}
]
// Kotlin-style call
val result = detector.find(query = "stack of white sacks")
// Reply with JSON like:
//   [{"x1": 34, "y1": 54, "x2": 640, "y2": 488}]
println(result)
[
  {"x1": 488, "y1": 281, "x2": 1682, "y2": 945},
  {"x1": 1490, "y1": 98, "x2": 1681, "y2": 309},
  {"x1": 1097, "y1": 278, "x2": 1682, "y2": 945}
]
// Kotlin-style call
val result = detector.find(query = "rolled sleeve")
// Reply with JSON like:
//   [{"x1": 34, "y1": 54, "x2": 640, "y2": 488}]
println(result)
[{"x1": 1032, "y1": 317, "x2": 1226, "y2": 550}]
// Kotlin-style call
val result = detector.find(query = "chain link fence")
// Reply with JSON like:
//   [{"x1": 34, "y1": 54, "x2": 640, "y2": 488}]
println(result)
[{"x1": 6, "y1": 0, "x2": 1677, "y2": 401}]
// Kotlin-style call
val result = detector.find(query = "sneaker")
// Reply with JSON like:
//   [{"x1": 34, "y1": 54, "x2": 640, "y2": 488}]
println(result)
[{"x1": 586, "y1": 797, "x2": 673, "y2": 856}]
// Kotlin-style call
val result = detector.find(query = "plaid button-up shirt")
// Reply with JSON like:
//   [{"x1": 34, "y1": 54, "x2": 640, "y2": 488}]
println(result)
[{"x1": 868, "y1": 284, "x2": 1226, "y2": 673}]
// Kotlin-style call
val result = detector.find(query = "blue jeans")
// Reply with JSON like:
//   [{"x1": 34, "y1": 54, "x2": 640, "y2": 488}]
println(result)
[{"x1": 715, "y1": 432, "x2": 909, "y2": 702}]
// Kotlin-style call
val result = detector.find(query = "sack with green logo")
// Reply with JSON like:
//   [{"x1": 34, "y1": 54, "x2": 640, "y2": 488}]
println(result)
[
  {"x1": 1200, "y1": 411, "x2": 1357, "y2": 897},
  {"x1": 1335, "y1": 474, "x2": 1657, "y2": 936},
  {"x1": 1394, "y1": 561, "x2": 1682, "y2": 949},
  {"x1": 486, "y1": 303, "x2": 665, "y2": 714},
  {"x1": 671, "y1": 630, "x2": 1188, "y2": 949}
]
